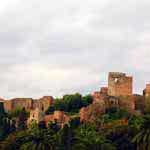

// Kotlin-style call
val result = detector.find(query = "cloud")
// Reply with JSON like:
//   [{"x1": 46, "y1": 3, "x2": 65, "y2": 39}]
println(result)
[{"x1": 0, "y1": 0, "x2": 150, "y2": 98}]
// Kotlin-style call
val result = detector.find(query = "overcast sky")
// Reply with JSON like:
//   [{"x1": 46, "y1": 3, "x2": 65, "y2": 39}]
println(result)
[{"x1": 0, "y1": 0, "x2": 150, "y2": 99}]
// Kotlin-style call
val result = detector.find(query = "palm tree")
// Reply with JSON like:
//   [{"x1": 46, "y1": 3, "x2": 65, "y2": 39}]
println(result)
[
  {"x1": 132, "y1": 115, "x2": 150, "y2": 150},
  {"x1": 19, "y1": 128, "x2": 57, "y2": 150},
  {"x1": 0, "y1": 128, "x2": 57, "y2": 150},
  {"x1": 72, "y1": 124, "x2": 116, "y2": 150}
]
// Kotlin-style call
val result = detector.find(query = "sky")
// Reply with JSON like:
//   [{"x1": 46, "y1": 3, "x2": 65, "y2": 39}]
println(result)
[{"x1": 0, "y1": 0, "x2": 150, "y2": 99}]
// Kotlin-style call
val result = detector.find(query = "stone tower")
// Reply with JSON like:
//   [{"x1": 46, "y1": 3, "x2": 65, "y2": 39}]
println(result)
[
  {"x1": 143, "y1": 84, "x2": 150, "y2": 97},
  {"x1": 108, "y1": 72, "x2": 133, "y2": 97}
]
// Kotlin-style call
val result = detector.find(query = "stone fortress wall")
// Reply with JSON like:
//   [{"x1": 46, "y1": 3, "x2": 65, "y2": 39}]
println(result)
[
  {"x1": 108, "y1": 72, "x2": 133, "y2": 97},
  {"x1": 2, "y1": 96, "x2": 54, "y2": 112},
  {"x1": 143, "y1": 84, "x2": 150, "y2": 98},
  {"x1": 1, "y1": 72, "x2": 150, "y2": 126}
]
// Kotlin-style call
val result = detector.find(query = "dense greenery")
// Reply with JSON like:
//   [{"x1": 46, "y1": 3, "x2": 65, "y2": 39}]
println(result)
[
  {"x1": 105, "y1": 107, "x2": 130, "y2": 123},
  {"x1": 46, "y1": 94, "x2": 93, "y2": 114},
  {"x1": 1, "y1": 108, "x2": 150, "y2": 149},
  {"x1": 1, "y1": 112, "x2": 150, "y2": 150},
  {"x1": 1, "y1": 94, "x2": 150, "y2": 150},
  {"x1": 0, "y1": 103, "x2": 10, "y2": 140},
  {"x1": 0, "y1": 104, "x2": 29, "y2": 141}
]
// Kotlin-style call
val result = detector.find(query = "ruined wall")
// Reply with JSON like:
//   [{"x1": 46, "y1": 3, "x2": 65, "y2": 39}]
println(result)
[
  {"x1": 3, "y1": 98, "x2": 33, "y2": 112},
  {"x1": 3, "y1": 96, "x2": 54, "y2": 112},
  {"x1": 100, "y1": 87, "x2": 108, "y2": 95},
  {"x1": 92, "y1": 87, "x2": 108, "y2": 103},
  {"x1": 79, "y1": 102, "x2": 105, "y2": 123},
  {"x1": 33, "y1": 96, "x2": 54, "y2": 111},
  {"x1": 118, "y1": 96, "x2": 135, "y2": 112},
  {"x1": 44, "y1": 111, "x2": 70, "y2": 127},
  {"x1": 105, "y1": 96, "x2": 119, "y2": 110},
  {"x1": 108, "y1": 72, "x2": 132, "y2": 97},
  {"x1": 4, "y1": 100, "x2": 12, "y2": 111},
  {"x1": 134, "y1": 95, "x2": 145, "y2": 113}
]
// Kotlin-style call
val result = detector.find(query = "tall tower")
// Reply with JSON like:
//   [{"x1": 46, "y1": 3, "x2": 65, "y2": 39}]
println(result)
[{"x1": 108, "y1": 72, "x2": 133, "y2": 97}]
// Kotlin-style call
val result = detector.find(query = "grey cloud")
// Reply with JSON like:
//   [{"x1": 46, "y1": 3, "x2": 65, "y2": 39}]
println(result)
[{"x1": 0, "y1": 0, "x2": 150, "y2": 98}]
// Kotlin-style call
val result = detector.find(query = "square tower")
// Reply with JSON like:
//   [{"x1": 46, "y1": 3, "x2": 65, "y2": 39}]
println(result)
[
  {"x1": 143, "y1": 84, "x2": 150, "y2": 97},
  {"x1": 108, "y1": 72, "x2": 133, "y2": 96}
]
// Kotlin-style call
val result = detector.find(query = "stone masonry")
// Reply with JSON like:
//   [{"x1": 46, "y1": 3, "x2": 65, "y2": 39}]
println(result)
[
  {"x1": 3, "y1": 96, "x2": 54, "y2": 112},
  {"x1": 143, "y1": 84, "x2": 150, "y2": 97},
  {"x1": 108, "y1": 72, "x2": 133, "y2": 97},
  {"x1": 44, "y1": 111, "x2": 70, "y2": 127}
]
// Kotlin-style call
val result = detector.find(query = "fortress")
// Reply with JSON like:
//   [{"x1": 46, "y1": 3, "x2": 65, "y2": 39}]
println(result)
[
  {"x1": 0, "y1": 72, "x2": 150, "y2": 126},
  {"x1": 80, "y1": 72, "x2": 150, "y2": 122}
]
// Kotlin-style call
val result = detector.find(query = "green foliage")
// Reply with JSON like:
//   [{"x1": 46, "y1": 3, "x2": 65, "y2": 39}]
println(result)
[
  {"x1": 63, "y1": 93, "x2": 82, "y2": 112},
  {"x1": 46, "y1": 93, "x2": 93, "y2": 114},
  {"x1": 47, "y1": 121, "x2": 60, "y2": 132},
  {"x1": 28, "y1": 120, "x2": 38, "y2": 131},
  {"x1": 9, "y1": 106, "x2": 29, "y2": 120},
  {"x1": 132, "y1": 115, "x2": 150, "y2": 150},
  {"x1": 57, "y1": 124, "x2": 74, "y2": 150},
  {"x1": 69, "y1": 117, "x2": 80, "y2": 129},
  {"x1": 3, "y1": 97, "x2": 150, "y2": 150},
  {"x1": 129, "y1": 115, "x2": 144, "y2": 131},
  {"x1": 0, "y1": 102, "x2": 10, "y2": 140},
  {"x1": 0, "y1": 103, "x2": 6, "y2": 117},
  {"x1": 73, "y1": 124, "x2": 116, "y2": 150},
  {"x1": 54, "y1": 99, "x2": 66, "y2": 111},
  {"x1": 17, "y1": 108, "x2": 28, "y2": 130},
  {"x1": 105, "y1": 108, "x2": 130, "y2": 123},
  {"x1": 82, "y1": 95, "x2": 93, "y2": 107},
  {"x1": 106, "y1": 125, "x2": 135, "y2": 150},
  {"x1": 9, "y1": 106, "x2": 23, "y2": 118},
  {"x1": 0, "y1": 128, "x2": 57, "y2": 150},
  {"x1": 45, "y1": 106, "x2": 55, "y2": 114}
]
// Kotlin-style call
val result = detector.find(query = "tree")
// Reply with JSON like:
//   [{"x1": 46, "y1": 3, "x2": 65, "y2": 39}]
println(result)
[
  {"x1": 106, "y1": 125, "x2": 135, "y2": 150},
  {"x1": 9, "y1": 106, "x2": 23, "y2": 118},
  {"x1": 49, "y1": 94, "x2": 93, "y2": 114},
  {"x1": 54, "y1": 99, "x2": 66, "y2": 111},
  {"x1": 132, "y1": 115, "x2": 150, "y2": 150},
  {"x1": 45, "y1": 106, "x2": 55, "y2": 115},
  {"x1": 0, "y1": 132, "x2": 21, "y2": 150},
  {"x1": 0, "y1": 102, "x2": 5, "y2": 116},
  {"x1": 82, "y1": 95, "x2": 93, "y2": 107},
  {"x1": 128, "y1": 115, "x2": 144, "y2": 131},
  {"x1": 28, "y1": 120, "x2": 38, "y2": 131},
  {"x1": 63, "y1": 93, "x2": 82, "y2": 112},
  {"x1": 0, "y1": 127, "x2": 57, "y2": 150},
  {"x1": 57, "y1": 124, "x2": 73, "y2": 150},
  {"x1": 19, "y1": 129, "x2": 57, "y2": 150},
  {"x1": 69, "y1": 117, "x2": 80, "y2": 129},
  {"x1": 106, "y1": 108, "x2": 130, "y2": 122},
  {"x1": 54, "y1": 93, "x2": 83, "y2": 113},
  {"x1": 73, "y1": 124, "x2": 116, "y2": 150},
  {"x1": 0, "y1": 102, "x2": 10, "y2": 140},
  {"x1": 17, "y1": 108, "x2": 28, "y2": 130}
]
